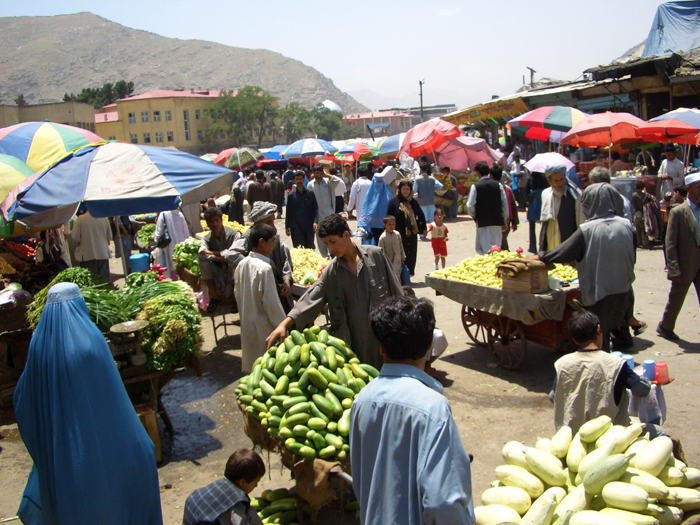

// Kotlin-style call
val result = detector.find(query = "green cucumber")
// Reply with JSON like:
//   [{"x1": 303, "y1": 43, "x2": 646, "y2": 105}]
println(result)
[
  {"x1": 347, "y1": 380, "x2": 360, "y2": 394},
  {"x1": 297, "y1": 369, "x2": 310, "y2": 390},
  {"x1": 251, "y1": 399, "x2": 267, "y2": 413},
  {"x1": 265, "y1": 355, "x2": 276, "y2": 371},
  {"x1": 270, "y1": 394, "x2": 288, "y2": 405},
  {"x1": 269, "y1": 405, "x2": 283, "y2": 417},
  {"x1": 300, "y1": 344, "x2": 310, "y2": 366},
  {"x1": 293, "y1": 424, "x2": 310, "y2": 437},
  {"x1": 274, "y1": 353, "x2": 289, "y2": 377},
  {"x1": 312, "y1": 394, "x2": 335, "y2": 417},
  {"x1": 326, "y1": 421, "x2": 338, "y2": 434},
  {"x1": 290, "y1": 330, "x2": 306, "y2": 346},
  {"x1": 307, "y1": 368, "x2": 328, "y2": 389},
  {"x1": 336, "y1": 367, "x2": 348, "y2": 385},
  {"x1": 341, "y1": 397, "x2": 353, "y2": 409},
  {"x1": 261, "y1": 369, "x2": 278, "y2": 385},
  {"x1": 238, "y1": 394, "x2": 254, "y2": 405},
  {"x1": 319, "y1": 445, "x2": 337, "y2": 459},
  {"x1": 309, "y1": 342, "x2": 329, "y2": 366},
  {"x1": 338, "y1": 408, "x2": 351, "y2": 436},
  {"x1": 318, "y1": 329, "x2": 329, "y2": 344},
  {"x1": 309, "y1": 401, "x2": 330, "y2": 423},
  {"x1": 317, "y1": 365, "x2": 339, "y2": 385},
  {"x1": 325, "y1": 347, "x2": 338, "y2": 371},
  {"x1": 329, "y1": 383, "x2": 355, "y2": 399},
  {"x1": 312, "y1": 432, "x2": 327, "y2": 449},
  {"x1": 303, "y1": 328, "x2": 318, "y2": 343},
  {"x1": 282, "y1": 395, "x2": 308, "y2": 409},
  {"x1": 251, "y1": 364, "x2": 263, "y2": 387},
  {"x1": 325, "y1": 389, "x2": 343, "y2": 417},
  {"x1": 308, "y1": 417, "x2": 328, "y2": 430},
  {"x1": 284, "y1": 412, "x2": 310, "y2": 427},
  {"x1": 307, "y1": 384, "x2": 319, "y2": 395},
  {"x1": 279, "y1": 426, "x2": 294, "y2": 440},
  {"x1": 268, "y1": 415, "x2": 281, "y2": 427},
  {"x1": 309, "y1": 325, "x2": 321, "y2": 334},
  {"x1": 325, "y1": 432, "x2": 344, "y2": 450},
  {"x1": 275, "y1": 375, "x2": 290, "y2": 395},
  {"x1": 287, "y1": 387, "x2": 304, "y2": 398},
  {"x1": 355, "y1": 378, "x2": 367, "y2": 390},
  {"x1": 288, "y1": 345, "x2": 301, "y2": 364},
  {"x1": 259, "y1": 379, "x2": 276, "y2": 398},
  {"x1": 351, "y1": 363, "x2": 369, "y2": 380},
  {"x1": 284, "y1": 360, "x2": 302, "y2": 377},
  {"x1": 284, "y1": 336, "x2": 295, "y2": 351},
  {"x1": 359, "y1": 363, "x2": 380, "y2": 378},
  {"x1": 288, "y1": 402, "x2": 310, "y2": 416},
  {"x1": 336, "y1": 354, "x2": 345, "y2": 367}
]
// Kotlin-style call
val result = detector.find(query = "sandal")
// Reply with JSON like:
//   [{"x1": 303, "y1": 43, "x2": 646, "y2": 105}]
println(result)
[
  {"x1": 632, "y1": 322, "x2": 648, "y2": 336},
  {"x1": 206, "y1": 298, "x2": 220, "y2": 313}
]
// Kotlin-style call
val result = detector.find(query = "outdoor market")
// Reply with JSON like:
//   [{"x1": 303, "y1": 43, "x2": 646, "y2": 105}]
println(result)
[{"x1": 2, "y1": 4, "x2": 700, "y2": 525}]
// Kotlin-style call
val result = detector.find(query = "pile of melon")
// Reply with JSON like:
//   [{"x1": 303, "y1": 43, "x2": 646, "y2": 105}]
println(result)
[{"x1": 475, "y1": 416, "x2": 700, "y2": 525}]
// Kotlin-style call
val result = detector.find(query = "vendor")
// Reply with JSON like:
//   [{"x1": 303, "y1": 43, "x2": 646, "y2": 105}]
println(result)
[
  {"x1": 266, "y1": 214, "x2": 403, "y2": 370},
  {"x1": 198, "y1": 207, "x2": 242, "y2": 312},
  {"x1": 539, "y1": 164, "x2": 582, "y2": 251},
  {"x1": 229, "y1": 201, "x2": 294, "y2": 313},
  {"x1": 552, "y1": 311, "x2": 651, "y2": 434},
  {"x1": 531, "y1": 182, "x2": 636, "y2": 350}
]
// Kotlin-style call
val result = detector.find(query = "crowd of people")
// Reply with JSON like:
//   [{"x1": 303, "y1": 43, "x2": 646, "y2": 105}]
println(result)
[{"x1": 12, "y1": 135, "x2": 700, "y2": 525}]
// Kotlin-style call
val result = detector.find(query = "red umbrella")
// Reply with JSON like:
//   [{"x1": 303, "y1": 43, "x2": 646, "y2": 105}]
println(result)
[
  {"x1": 637, "y1": 118, "x2": 699, "y2": 143},
  {"x1": 213, "y1": 147, "x2": 236, "y2": 165},
  {"x1": 561, "y1": 112, "x2": 646, "y2": 147},
  {"x1": 399, "y1": 118, "x2": 461, "y2": 157}
]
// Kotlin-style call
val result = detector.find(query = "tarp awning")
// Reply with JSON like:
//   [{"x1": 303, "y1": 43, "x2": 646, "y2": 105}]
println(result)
[{"x1": 643, "y1": 1, "x2": 700, "y2": 57}]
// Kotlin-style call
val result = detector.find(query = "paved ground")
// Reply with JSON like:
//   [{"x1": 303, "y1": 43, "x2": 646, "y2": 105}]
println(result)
[{"x1": 1, "y1": 213, "x2": 699, "y2": 524}]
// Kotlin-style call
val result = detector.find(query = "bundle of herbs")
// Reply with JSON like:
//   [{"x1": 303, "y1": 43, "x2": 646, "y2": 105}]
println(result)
[{"x1": 173, "y1": 238, "x2": 201, "y2": 276}]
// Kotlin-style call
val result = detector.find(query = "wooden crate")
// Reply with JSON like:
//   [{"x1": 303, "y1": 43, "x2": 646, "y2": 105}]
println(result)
[
  {"x1": 135, "y1": 405, "x2": 162, "y2": 463},
  {"x1": 501, "y1": 267, "x2": 549, "y2": 294}
]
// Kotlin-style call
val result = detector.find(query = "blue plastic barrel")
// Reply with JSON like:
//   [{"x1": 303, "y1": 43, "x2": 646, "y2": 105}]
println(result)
[{"x1": 129, "y1": 253, "x2": 150, "y2": 274}]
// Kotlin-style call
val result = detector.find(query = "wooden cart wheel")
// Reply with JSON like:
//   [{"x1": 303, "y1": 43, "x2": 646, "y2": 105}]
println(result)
[
  {"x1": 461, "y1": 305, "x2": 488, "y2": 347},
  {"x1": 487, "y1": 316, "x2": 527, "y2": 370}
]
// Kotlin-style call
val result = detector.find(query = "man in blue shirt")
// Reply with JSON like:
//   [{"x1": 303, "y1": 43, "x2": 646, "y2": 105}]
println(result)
[{"x1": 350, "y1": 295, "x2": 474, "y2": 525}]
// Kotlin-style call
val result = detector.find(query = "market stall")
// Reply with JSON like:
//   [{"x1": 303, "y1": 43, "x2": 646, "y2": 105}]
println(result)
[{"x1": 426, "y1": 250, "x2": 580, "y2": 370}]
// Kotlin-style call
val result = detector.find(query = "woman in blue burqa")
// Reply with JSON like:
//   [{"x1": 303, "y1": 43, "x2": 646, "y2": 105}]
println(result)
[
  {"x1": 13, "y1": 282, "x2": 163, "y2": 525},
  {"x1": 358, "y1": 172, "x2": 394, "y2": 245}
]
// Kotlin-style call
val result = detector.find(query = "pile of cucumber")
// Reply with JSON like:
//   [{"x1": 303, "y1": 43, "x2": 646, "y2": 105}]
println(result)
[{"x1": 235, "y1": 326, "x2": 379, "y2": 461}]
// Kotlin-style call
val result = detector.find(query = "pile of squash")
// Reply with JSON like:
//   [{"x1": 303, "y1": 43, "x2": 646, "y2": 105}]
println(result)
[{"x1": 475, "y1": 416, "x2": 700, "y2": 525}]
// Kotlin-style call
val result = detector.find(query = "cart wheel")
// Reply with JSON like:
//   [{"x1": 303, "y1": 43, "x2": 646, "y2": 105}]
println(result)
[
  {"x1": 461, "y1": 305, "x2": 488, "y2": 347},
  {"x1": 487, "y1": 316, "x2": 527, "y2": 370}
]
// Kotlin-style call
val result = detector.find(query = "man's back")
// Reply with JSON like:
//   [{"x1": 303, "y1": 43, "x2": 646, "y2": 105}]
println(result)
[
  {"x1": 350, "y1": 364, "x2": 473, "y2": 525},
  {"x1": 474, "y1": 178, "x2": 504, "y2": 227}
]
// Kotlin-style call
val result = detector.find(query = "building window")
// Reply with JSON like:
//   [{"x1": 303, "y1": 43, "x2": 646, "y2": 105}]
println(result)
[
  {"x1": 203, "y1": 109, "x2": 209, "y2": 117},
  {"x1": 167, "y1": 131, "x2": 174, "y2": 142},
  {"x1": 153, "y1": 111, "x2": 161, "y2": 122},
  {"x1": 195, "y1": 109, "x2": 200, "y2": 120},
  {"x1": 128, "y1": 113, "x2": 136, "y2": 124},
  {"x1": 197, "y1": 130, "x2": 203, "y2": 140},
  {"x1": 155, "y1": 132, "x2": 163, "y2": 143},
  {"x1": 130, "y1": 133, "x2": 138, "y2": 144},
  {"x1": 183, "y1": 110, "x2": 190, "y2": 140},
  {"x1": 143, "y1": 132, "x2": 151, "y2": 143},
  {"x1": 108, "y1": 136, "x2": 116, "y2": 140},
  {"x1": 141, "y1": 111, "x2": 149, "y2": 123},
  {"x1": 165, "y1": 110, "x2": 172, "y2": 121}
]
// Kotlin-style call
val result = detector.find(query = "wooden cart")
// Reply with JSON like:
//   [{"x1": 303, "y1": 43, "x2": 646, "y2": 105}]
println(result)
[{"x1": 426, "y1": 275, "x2": 581, "y2": 370}]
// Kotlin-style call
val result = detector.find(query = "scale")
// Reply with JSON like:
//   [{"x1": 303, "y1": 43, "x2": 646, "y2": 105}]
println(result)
[{"x1": 108, "y1": 320, "x2": 149, "y2": 366}]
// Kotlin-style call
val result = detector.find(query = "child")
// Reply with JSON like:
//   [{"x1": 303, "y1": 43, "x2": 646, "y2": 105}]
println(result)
[
  {"x1": 183, "y1": 448, "x2": 265, "y2": 525},
  {"x1": 377, "y1": 215, "x2": 405, "y2": 283},
  {"x1": 428, "y1": 207, "x2": 448, "y2": 270},
  {"x1": 234, "y1": 224, "x2": 286, "y2": 373},
  {"x1": 402, "y1": 286, "x2": 448, "y2": 378}
]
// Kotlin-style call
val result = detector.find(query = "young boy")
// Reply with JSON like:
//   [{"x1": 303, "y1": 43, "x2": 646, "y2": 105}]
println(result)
[
  {"x1": 428, "y1": 206, "x2": 449, "y2": 270},
  {"x1": 377, "y1": 215, "x2": 405, "y2": 283},
  {"x1": 402, "y1": 286, "x2": 448, "y2": 378},
  {"x1": 630, "y1": 180, "x2": 653, "y2": 248},
  {"x1": 183, "y1": 448, "x2": 265, "y2": 525},
  {"x1": 234, "y1": 224, "x2": 286, "y2": 373}
]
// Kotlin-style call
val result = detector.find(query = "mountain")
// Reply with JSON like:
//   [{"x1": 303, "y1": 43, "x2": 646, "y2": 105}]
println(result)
[{"x1": 0, "y1": 13, "x2": 367, "y2": 113}]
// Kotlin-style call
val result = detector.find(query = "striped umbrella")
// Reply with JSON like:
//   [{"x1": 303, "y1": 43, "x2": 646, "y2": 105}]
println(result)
[
  {"x1": 2, "y1": 142, "x2": 234, "y2": 229},
  {"x1": 508, "y1": 106, "x2": 589, "y2": 134},
  {"x1": 223, "y1": 147, "x2": 263, "y2": 170},
  {"x1": 335, "y1": 141, "x2": 379, "y2": 162},
  {"x1": 200, "y1": 153, "x2": 218, "y2": 162},
  {"x1": 0, "y1": 154, "x2": 34, "y2": 235},
  {"x1": 374, "y1": 133, "x2": 406, "y2": 158},
  {"x1": 280, "y1": 138, "x2": 338, "y2": 159},
  {"x1": 0, "y1": 121, "x2": 104, "y2": 172}
]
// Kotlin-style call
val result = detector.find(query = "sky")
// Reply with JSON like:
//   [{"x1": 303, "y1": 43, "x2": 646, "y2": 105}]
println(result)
[{"x1": 2, "y1": 0, "x2": 665, "y2": 112}]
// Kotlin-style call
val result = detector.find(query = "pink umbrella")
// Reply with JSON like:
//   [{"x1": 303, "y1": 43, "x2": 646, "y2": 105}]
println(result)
[
  {"x1": 561, "y1": 112, "x2": 645, "y2": 148},
  {"x1": 399, "y1": 118, "x2": 461, "y2": 157},
  {"x1": 524, "y1": 152, "x2": 575, "y2": 174},
  {"x1": 433, "y1": 137, "x2": 505, "y2": 171}
]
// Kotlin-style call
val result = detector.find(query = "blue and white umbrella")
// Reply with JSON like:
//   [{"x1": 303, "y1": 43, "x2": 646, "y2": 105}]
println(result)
[
  {"x1": 374, "y1": 133, "x2": 406, "y2": 159},
  {"x1": 3, "y1": 141, "x2": 234, "y2": 228},
  {"x1": 280, "y1": 138, "x2": 338, "y2": 159},
  {"x1": 262, "y1": 144, "x2": 290, "y2": 160}
]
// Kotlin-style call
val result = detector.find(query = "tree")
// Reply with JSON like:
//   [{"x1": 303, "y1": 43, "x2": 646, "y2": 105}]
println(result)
[
  {"x1": 205, "y1": 86, "x2": 278, "y2": 148},
  {"x1": 63, "y1": 80, "x2": 134, "y2": 108},
  {"x1": 278, "y1": 102, "x2": 312, "y2": 144},
  {"x1": 14, "y1": 94, "x2": 27, "y2": 107},
  {"x1": 310, "y1": 104, "x2": 356, "y2": 141}
]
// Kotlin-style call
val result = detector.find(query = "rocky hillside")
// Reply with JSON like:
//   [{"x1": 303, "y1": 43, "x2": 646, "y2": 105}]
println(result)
[{"x1": 0, "y1": 12, "x2": 366, "y2": 113}]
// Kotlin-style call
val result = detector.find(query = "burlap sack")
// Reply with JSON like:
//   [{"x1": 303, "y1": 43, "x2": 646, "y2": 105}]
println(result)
[{"x1": 292, "y1": 458, "x2": 340, "y2": 509}]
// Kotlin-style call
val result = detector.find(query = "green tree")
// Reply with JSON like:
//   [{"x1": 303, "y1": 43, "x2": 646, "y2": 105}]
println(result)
[
  {"x1": 206, "y1": 86, "x2": 278, "y2": 148},
  {"x1": 63, "y1": 80, "x2": 134, "y2": 108},
  {"x1": 310, "y1": 104, "x2": 355, "y2": 140},
  {"x1": 14, "y1": 94, "x2": 27, "y2": 107},
  {"x1": 278, "y1": 102, "x2": 312, "y2": 143}
]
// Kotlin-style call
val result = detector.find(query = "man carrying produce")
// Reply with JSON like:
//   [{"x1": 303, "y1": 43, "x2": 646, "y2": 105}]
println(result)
[
  {"x1": 350, "y1": 295, "x2": 474, "y2": 525},
  {"x1": 199, "y1": 207, "x2": 242, "y2": 313},
  {"x1": 266, "y1": 214, "x2": 402, "y2": 370}
]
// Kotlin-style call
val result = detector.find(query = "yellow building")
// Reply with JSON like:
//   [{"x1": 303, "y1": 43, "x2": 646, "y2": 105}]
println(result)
[
  {"x1": 0, "y1": 101, "x2": 96, "y2": 131},
  {"x1": 95, "y1": 89, "x2": 277, "y2": 155}
]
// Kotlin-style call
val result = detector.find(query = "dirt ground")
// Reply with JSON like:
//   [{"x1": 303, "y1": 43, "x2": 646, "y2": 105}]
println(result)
[{"x1": 1, "y1": 213, "x2": 699, "y2": 524}]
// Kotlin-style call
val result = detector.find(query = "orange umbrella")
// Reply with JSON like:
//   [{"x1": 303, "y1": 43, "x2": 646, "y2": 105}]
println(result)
[{"x1": 561, "y1": 112, "x2": 646, "y2": 147}]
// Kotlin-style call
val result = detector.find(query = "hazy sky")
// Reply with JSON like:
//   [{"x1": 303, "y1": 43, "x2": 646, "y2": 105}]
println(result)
[{"x1": 2, "y1": 1, "x2": 664, "y2": 111}]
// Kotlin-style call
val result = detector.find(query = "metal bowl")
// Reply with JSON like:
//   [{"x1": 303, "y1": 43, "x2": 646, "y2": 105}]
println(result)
[{"x1": 110, "y1": 320, "x2": 150, "y2": 334}]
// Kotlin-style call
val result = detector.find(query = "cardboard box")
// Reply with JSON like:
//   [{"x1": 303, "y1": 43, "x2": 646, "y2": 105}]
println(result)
[{"x1": 501, "y1": 267, "x2": 549, "y2": 294}]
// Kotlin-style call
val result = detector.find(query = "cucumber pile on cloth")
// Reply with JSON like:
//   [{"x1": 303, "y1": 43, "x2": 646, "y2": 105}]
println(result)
[
  {"x1": 474, "y1": 416, "x2": 700, "y2": 525},
  {"x1": 235, "y1": 326, "x2": 379, "y2": 461}
]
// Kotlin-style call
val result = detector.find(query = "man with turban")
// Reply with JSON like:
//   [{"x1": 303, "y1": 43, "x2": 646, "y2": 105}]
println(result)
[
  {"x1": 539, "y1": 164, "x2": 582, "y2": 251},
  {"x1": 230, "y1": 201, "x2": 294, "y2": 312}
]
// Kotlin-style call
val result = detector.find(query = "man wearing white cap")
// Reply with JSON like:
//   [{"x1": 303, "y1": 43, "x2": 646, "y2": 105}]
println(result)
[
  {"x1": 657, "y1": 172, "x2": 700, "y2": 341},
  {"x1": 658, "y1": 143, "x2": 685, "y2": 198},
  {"x1": 539, "y1": 164, "x2": 582, "y2": 251},
  {"x1": 230, "y1": 201, "x2": 294, "y2": 312}
]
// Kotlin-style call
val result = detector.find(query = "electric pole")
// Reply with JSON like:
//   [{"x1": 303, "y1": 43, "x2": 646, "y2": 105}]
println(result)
[
  {"x1": 419, "y1": 80, "x2": 425, "y2": 122},
  {"x1": 526, "y1": 67, "x2": 536, "y2": 87}
]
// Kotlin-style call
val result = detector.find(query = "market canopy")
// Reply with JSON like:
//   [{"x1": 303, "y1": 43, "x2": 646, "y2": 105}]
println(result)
[
  {"x1": 3, "y1": 142, "x2": 234, "y2": 229},
  {"x1": 399, "y1": 118, "x2": 461, "y2": 157},
  {"x1": 432, "y1": 136, "x2": 504, "y2": 172},
  {"x1": 0, "y1": 121, "x2": 104, "y2": 173},
  {"x1": 561, "y1": 112, "x2": 646, "y2": 147}
]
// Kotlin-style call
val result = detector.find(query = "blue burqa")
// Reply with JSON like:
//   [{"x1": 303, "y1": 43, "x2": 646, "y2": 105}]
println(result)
[
  {"x1": 358, "y1": 173, "x2": 393, "y2": 231},
  {"x1": 14, "y1": 283, "x2": 163, "y2": 525}
]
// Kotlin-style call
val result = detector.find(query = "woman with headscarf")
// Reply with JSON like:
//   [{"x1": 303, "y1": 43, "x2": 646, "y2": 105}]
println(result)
[
  {"x1": 359, "y1": 172, "x2": 394, "y2": 246},
  {"x1": 387, "y1": 180, "x2": 427, "y2": 276},
  {"x1": 532, "y1": 182, "x2": 636, "y2": 350},
  {"x1": 155, "y1": 208, "x2": 191, "y2": 280},
  {"x1": 14, "y1": 282, "x2": 162, "y2": 525}
]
